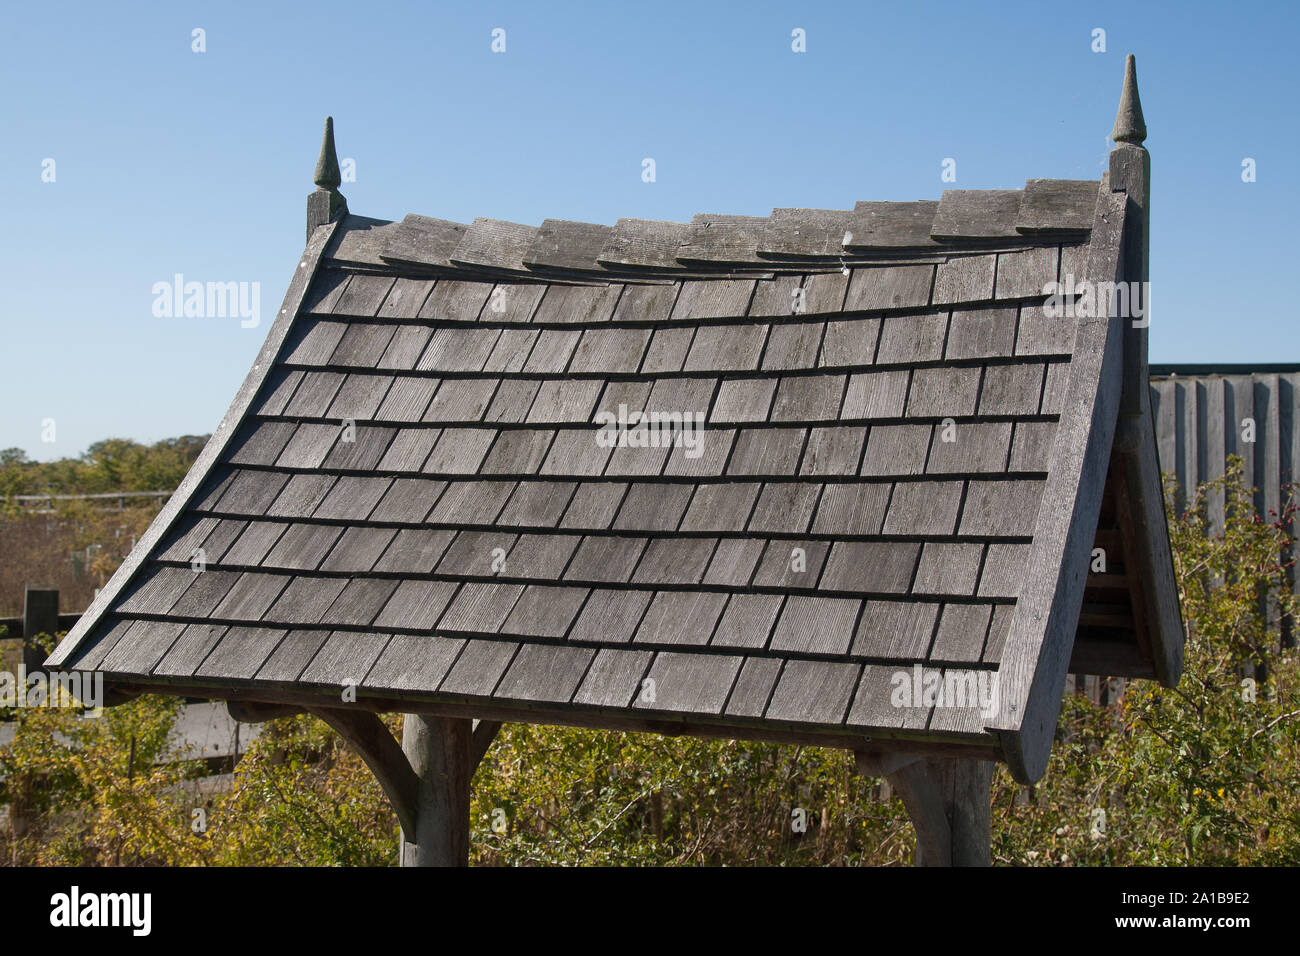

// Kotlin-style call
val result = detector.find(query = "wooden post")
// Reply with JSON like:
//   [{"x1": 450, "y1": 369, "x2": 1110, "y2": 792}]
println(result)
[
  {"x1": 22, "y1": 587, "x2": 58, "y2": 673},
  {"x1": 400, "y1": 715, "x2": 472, "y2": 867},
  {"x1": 1109, "y1": 54, "x2": 1150, "y2": 419},
  {"x1": 885, "y1": 756, "x2": 993, "y2": 866},
  {"x1": 307, "y1": 117, "x2": 348, "y2": 241}
]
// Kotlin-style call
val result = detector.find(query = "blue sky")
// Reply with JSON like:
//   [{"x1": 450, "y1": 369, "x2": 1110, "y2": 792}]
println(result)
[{"x1": 2, "y1": 0, "x2": 1296, "y2": 461}]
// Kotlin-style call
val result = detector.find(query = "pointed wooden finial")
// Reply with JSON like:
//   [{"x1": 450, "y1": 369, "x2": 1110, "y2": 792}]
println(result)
[
  {"x1": 1111, "y1": 54, "x2": 1147, "y2": 146},
  {"x1": 306, "y1": 116, "x2": 347, "y2": 241},
  {"x1": 314, "y1": 116, "x2": 342, "y2": 190}
]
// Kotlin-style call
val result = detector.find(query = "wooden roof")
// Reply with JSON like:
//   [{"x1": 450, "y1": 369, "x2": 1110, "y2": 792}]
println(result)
[{"x1": 48, "y1": 165, "x2": 1182, "y2": 783}]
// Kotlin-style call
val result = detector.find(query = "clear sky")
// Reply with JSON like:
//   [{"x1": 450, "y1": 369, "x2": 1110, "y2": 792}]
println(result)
[{"x1": 2, "y1": 0, "x2": 1295, "y2": 461}]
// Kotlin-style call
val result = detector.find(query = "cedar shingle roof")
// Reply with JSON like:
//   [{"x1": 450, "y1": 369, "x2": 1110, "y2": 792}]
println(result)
[{"x1": 49, "y1": 164, "x2": 1181, "y2": 783}]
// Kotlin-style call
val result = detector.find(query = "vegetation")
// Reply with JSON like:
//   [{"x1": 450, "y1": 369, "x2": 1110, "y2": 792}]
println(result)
[
  {"x1": 1, "y1": 455, "x2": 1296, "y2": 865},
  {"x1": 0, "y1": 438, "x2": 206, "y2": 615},
  {"x1": 0, "y1": 438, "x2": 207, "y2": 501}
]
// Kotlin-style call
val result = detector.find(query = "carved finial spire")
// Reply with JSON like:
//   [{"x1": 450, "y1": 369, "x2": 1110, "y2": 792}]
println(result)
[
  {"x1": 314, "y1": 116, "x2": 342, "y2": 189},
  {"x1": 1111, "y1": 54, "x2": 1147, "y2": 146},
  {"x1": 306, "y1": 116, "x2": 347, "y2": 241}
]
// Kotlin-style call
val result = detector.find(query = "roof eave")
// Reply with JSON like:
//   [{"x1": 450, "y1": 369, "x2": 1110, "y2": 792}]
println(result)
[{"x1": 45, "y1": 219, "x2": 344, "y2": 670}]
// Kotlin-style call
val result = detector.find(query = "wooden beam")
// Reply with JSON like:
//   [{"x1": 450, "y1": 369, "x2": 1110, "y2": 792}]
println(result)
[
  {"x1": 1110, "y1": 461, "x2": 1154, "y2": 665},
  {"x1": 306, "y1": 706, "x2": 418, "y2": 839},
  {"x1": 1068, "y1": 637, "x2": 1157, "y2": 678},
  {"x1": 227, "y1": 700, "x2": 303, "y2": 723},
  {"x1": 1111, "y1": 410, "x2": 1185, "y2": 687},
  {"x1": 400, "y1": 715, "x2": 472, "y2": 867},
  {"x1": 990, "y1": 186, "x2": 1129, "y2": 784},
  {"x1": 96, "y1": 680, "x2": 1004, "y2": 762},
  {"x1": 854, "y1": 751, "x2": 922, "y2": 778}
]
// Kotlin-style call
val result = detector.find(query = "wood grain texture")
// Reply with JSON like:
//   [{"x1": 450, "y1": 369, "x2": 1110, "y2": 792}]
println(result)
[
  {"x1": 930, "y1": 190, "x2": 1023, "y2": 240},
  {"x1": 450, "y1": 218, "x2": 540, "y2": 272},
  {"x1": 843, "y1": 201, "x2": 940, "y2": 249},
  {"x1": 524, "y1": 219, "x2": 614, "y2": 272},
  {"x1": 1015, "y1": 179, "x2": 1098, "y2": 235},
  {"x1": 759, "y1": 208, "x2": 853, "y2": 258}
]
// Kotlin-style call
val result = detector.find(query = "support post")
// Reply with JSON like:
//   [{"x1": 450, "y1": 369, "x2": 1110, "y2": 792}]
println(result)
[
  {"x1": 22, "y1": 587, "x2": 58, "y2": 673},
  {"x1": 884, "y1": 757, "x2": 993, "y2": 866},
  {"x1": 400, "y1": 715, "x2": 472, "y2": 867}
]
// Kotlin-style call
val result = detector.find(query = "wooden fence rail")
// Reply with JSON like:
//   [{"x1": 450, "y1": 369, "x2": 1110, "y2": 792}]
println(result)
[{"x1": 8, "y1": 490, "x2": 172, "y2": 512}]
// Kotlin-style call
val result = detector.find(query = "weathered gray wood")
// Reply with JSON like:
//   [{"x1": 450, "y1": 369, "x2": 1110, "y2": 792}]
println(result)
[
  {"x1": 598, "y1": 219, "x2": 693, "y2": 270},
  {"x1": 327, "y1": 216, "x2": 398, "y2": 268},
  {"x1": 727, "y1": 428, "x2": 806, "y2": 475},
  {"x1": 926, "y1": 422, "x2": 1012, "y2": 474},
  {"x1": 1112, "y1": 407, "x2": 1185, "y2": 686},
  {"x1": 907, "y1": 366, "x2": 980, "y2": 417},
  {"x1": 672, "y1": 279, "x2": 758, "y2": 321},
  {"x1": 979, "y1": 363, "x2": 1046, "y2": 416},
  {"x1": 398, "y1": 714, "x2": 470, "y2": 866},
  {"x1": 912, "y1": 543, "x2": 984, "y2": 596},
  {"x1": 724, "y1": 657, "x2": 782, "y2": 717},
  {"x1": 884, "y1": 483, "x2": 964, "y2": 535},
  {"x1": 989, "y1": 187, "x2": 1128, "y2": 784},
  {"x1": 1014, "y1": 179, "x2": 1098, "y2": 235},
  {"x1": 676, "y1": 214, "x2": 768, "y2": 265},
  {"x1": 751, "y1": 539, "x2": 828, "y2": 588},
  {"x1": 764, "y1": 659, "x2": 860, "y2": 723},
  {"x1": 932, "y1": 255, "x2": 995, "y2": 305},
  {"x1": 712, "y1": 594, "x2": 783, "y2": 649},
  {"x1": 861, "y1": 424, "x2": 932, "y2": 476},
  {"x1": 762, "y1": 321, "x2": 826, "y2": 370},
  {"x1": 1109, "y1": 143, "x2": 1149, "y2": 417},
  {"x1": 634, "y1": 592, "x2": 728, "y2": 646},
  {"x1": 843, "y1": 201, "x2": 941, "y2": 249},
  {"x1": 449, "y1": 218, "x2": 539, "y2": 272},
  {"x1": 874, "y1": 312, "x2": 947, "y2": 364},
  {"x1": 884, "y1": 757, "x2": 992, "y2": 866},
  {"x1": 930, "y1": 191, "x2": 1022, "y2": 240},
  {"x1": 841, "y1": 370, "x2": 909, "y2": 419},
  {"x1": 634, "y1": 652, "x2": 741, "y2": 715},
  {"x1": 844, "y1": 265, "x2": 934, "y2": 312},
  {"x1": 573, "y1": 648, "x2": 653, "y2": 707},
  {"x1": 758, "y1": 208, "x2": 854, "y2": 258},
  {"x1": 532, "y1": 284, "x2": 623, "y2": 324},
  {"x1": 852, "y1": 599, "x2": 936, "y2": 659},
  {"x1": 523, "y1": 219, "x2": 614, "y2": 272},
  {"x1": 768, "y1": 596, "x2": 861, "y2": 655},
  {"x1": 380, "y1": 215, "x2": 467, "y2": 269},
  {"x1": 495, "y1": 644, "x2": 595, "y2": 701},
  {"x1": 994, "y1": 247, "x2": 1058, "y2": 300}
]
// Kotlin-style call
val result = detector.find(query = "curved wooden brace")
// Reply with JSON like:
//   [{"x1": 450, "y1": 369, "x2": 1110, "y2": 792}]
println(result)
[
  {"x1": 306, "y1": 706, "x2": 418, "y2": 838},
  {"x1": 882, "y1": 757, "x2": 993, "y2": 866},
  {"x1": 471, "y1": 719, "x2": 503, "y2": 771}
]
